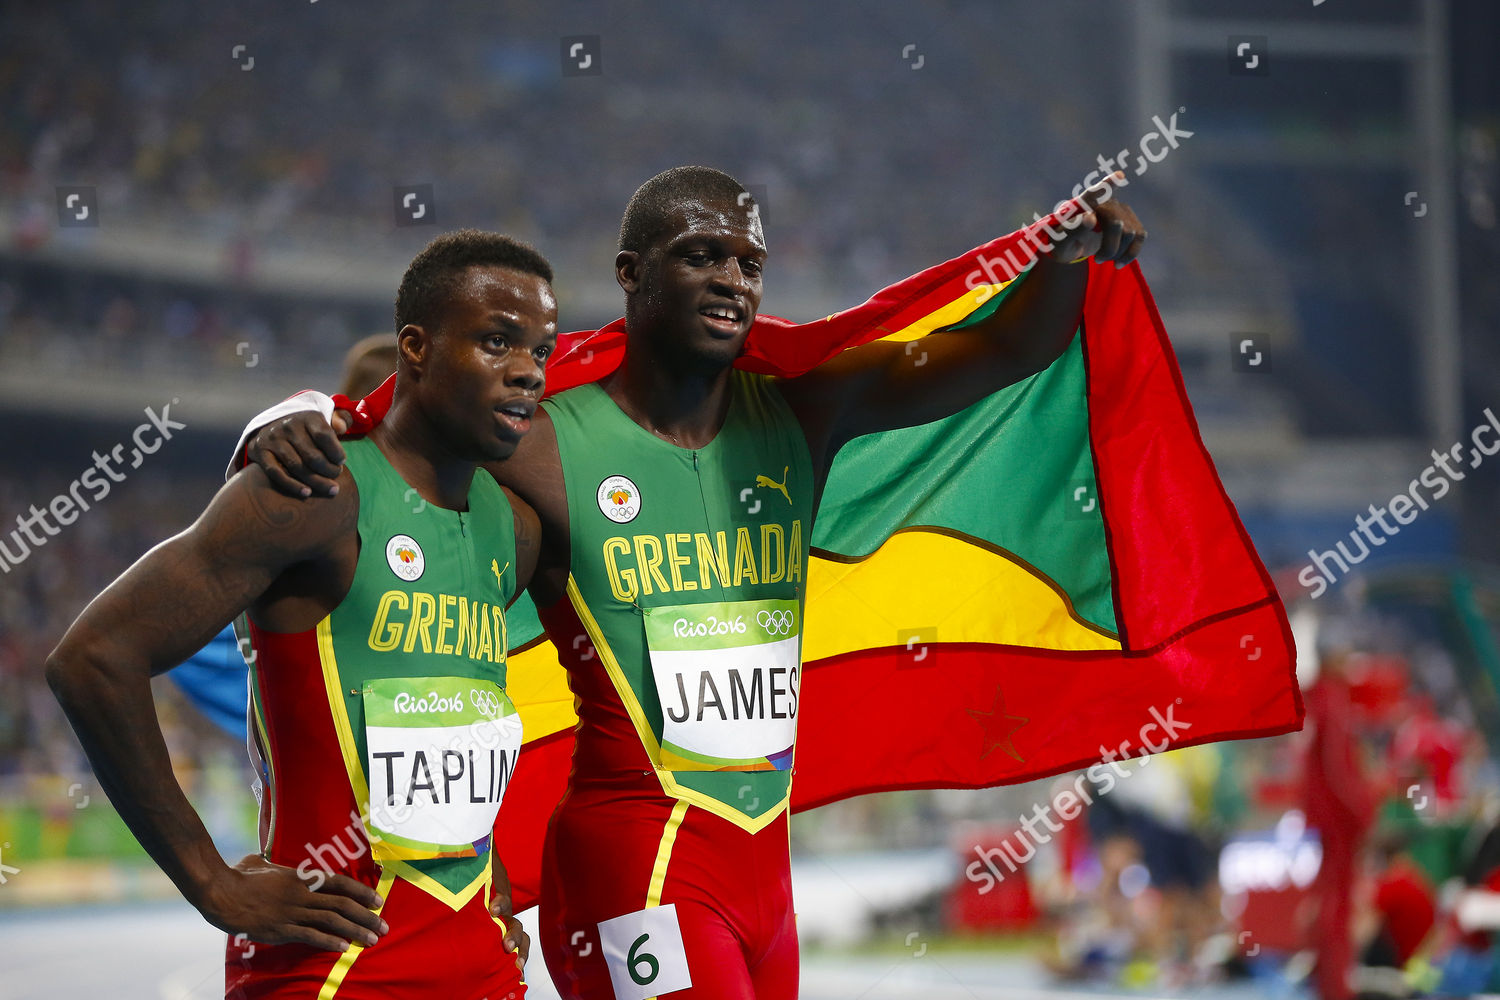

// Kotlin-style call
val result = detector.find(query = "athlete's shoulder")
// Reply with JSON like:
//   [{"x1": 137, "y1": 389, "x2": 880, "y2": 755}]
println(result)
[
  {"x1": 542, "y1": 380, "x2": 602, "y2": 404},
  {"x1": 219, "y1": 461, "x2": 361, "y2": 566},
  {"x1": 540, "y1": 381, "x2": 607, "y2": 426},
  {"x1": 734, "y1": 366, "x2": 803, "y2": 429},
  {"x1": 338, "y1": 434, "x2": 390, "y2": 480},
  {"x1": 737, "y1": 366, "x2": 787, "y2": 398},
  {"x1": 539, "y1": 382, "x2": 617, "y2": 454}
]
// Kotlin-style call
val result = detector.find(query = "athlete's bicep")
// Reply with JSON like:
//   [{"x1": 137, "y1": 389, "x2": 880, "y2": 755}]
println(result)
[{"x1": 53, "y1": 467, "x2": 356, "y2": 678}]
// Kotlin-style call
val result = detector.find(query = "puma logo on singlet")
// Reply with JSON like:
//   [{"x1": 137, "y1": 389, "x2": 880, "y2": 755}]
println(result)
[
  {"x1": 492, "y1": 559, "x2": 508, "y2": 593},
  {"x1": 756, "y1": 466, "x2": 791, "y2": 505}
]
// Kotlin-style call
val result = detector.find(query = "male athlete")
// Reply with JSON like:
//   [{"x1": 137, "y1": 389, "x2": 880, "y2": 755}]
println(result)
[
  {"x1": 47, "y1": 230, "x2": 557, "y2": 998},
  {"x1": 238, "y1": 166, "x2": 1146, "y2": 998}
]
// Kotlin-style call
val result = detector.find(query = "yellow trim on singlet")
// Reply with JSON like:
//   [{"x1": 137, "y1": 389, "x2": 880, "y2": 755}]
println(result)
[
  {"x1": 642, "y1": 801, "x2": 690, "y2": 1000},
  {"x1": 249, "y1": 680, "x2": 278, "y2": 854},
  {"x1": 564, "y1": 576, "x2": 792, "y2": 834},
  {"x1": 316, "y1": 868, "x2": 396, "y2": 1000},
  {"x1": 646, "y1": 800, "x2": 689, "y2": 908},
  {"x1": 314, "y1": 618, "x2": 492, "y2": 912}
]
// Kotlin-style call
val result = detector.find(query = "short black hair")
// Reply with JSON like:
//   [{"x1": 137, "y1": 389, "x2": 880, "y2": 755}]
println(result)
[
  {"x1": 395, "y1": 229, "x2": 553, "y2": 333},
  {"x1": 618, "y1": 166, "x2": 753, "y2": 253}
]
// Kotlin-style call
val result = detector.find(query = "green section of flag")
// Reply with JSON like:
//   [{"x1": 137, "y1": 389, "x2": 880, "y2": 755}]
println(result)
[{"x1": 810, "y1": 284, "x2": 1117, "y2": 635}]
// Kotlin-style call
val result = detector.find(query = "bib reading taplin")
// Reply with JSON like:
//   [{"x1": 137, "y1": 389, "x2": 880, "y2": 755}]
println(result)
[
  {"x1": 361, "y1": 676, "x2": 522, "y2": 861},
  {"x1": 643, "y1": 599, "x2": 800, "y2": 772}
]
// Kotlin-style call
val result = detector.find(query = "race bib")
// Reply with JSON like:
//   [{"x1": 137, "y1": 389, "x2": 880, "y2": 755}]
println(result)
[
  {"x1": 642, "y1": 599, "x2": 800, "y2": 772},
  {"x1": 597, "y1": 904, "x2": 692, "y2": 1000},
  {"x1": 361, "y1": 676, "x2": 522, "y2": 860}
]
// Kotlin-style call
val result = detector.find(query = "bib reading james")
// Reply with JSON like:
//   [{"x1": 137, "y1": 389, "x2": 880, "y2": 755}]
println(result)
[{"x1": 545, "y1": 368, "x2": 814, "y2": 828}]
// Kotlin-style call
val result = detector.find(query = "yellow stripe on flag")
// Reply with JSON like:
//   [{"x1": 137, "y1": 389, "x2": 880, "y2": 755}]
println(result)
[
  {"x1": 864, "y1": 283, "x2": 1011, "y2": 344},
  {"x1": 803, "y1": 527, "x2": 1120, "y2": 663},
  {"x1": 506, "y1": 641, "x2": 577, "y2": 744}
]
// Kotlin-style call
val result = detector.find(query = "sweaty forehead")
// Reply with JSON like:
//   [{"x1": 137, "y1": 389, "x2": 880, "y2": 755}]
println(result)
[
  {"x1": 447, "y1": 265, "x2": 556, "y2": 324},
  {"x1": 662, "y1": 198, "x2": 766, "y2": 251},
  {"x1": 465, "y1": 265, "x2": 553, "y2": 307}
]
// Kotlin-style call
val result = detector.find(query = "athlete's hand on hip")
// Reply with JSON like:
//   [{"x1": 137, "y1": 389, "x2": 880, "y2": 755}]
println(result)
[
  {"x1": 248, "y1": 409, "x2": 354, "y2": 498},
  {"x1": 489, "y1": 889, "x2": 531, "y2": 969},
  {"x1": 199, "y1": 855, "x2": 389, "y2": 952},
  {"x1": 1043, "y1": 171, "x2": 1147, "y2": 269}
]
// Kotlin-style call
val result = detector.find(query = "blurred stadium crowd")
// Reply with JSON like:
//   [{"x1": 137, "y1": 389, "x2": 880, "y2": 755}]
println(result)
[
  {"x1": 3, "y1": 3, "x2": 1226, "y2": 378},
  {"x1": 0, "y1": 474, "x2": 219, "y2": 780},
  {"x1": 0, "y1": 3, "x2": 1492, "y2": 432}
]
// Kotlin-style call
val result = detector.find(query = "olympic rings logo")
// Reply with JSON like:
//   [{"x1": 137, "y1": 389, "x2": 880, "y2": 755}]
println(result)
[
  {"x1": 469, "y1": 688, "x2": 505, "y2": 718},
  {"x1": 757, "y1": 609, "x2": 795, "y2": 635}
]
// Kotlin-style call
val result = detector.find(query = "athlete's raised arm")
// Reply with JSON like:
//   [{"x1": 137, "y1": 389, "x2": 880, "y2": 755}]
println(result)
[
  {"x1": 779, "y1": 174, "x2": 1146, "y2": 467},
  {"x1": 45, "y1": 466, "x2": 388, "y2": 952}
]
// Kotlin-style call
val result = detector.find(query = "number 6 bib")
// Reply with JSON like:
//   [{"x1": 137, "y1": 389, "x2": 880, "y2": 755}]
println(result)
[
  {"x1": 642, "y1": 598, "x2": 800, "y2": 772},
  {"x1": 597, "y1": 904, "x2": 692, "y2": 1000}
]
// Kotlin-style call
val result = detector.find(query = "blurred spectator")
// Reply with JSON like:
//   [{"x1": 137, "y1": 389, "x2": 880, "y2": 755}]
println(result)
[
  {"x1": 1434, "y1": 814, "x2": 1500, "y2": 994},
  {"x1": 339, "y1": 334, "x2": 398, "y2": 399},
  {"x1": 1304, "y1": 651, "x2": 1378, "y2": 1000},
  {"x1": 1357, "y1": 832, "x2": 1436, "y2": 972},
  {"x1": 1390, "y1": 694, "x2": 1474, "y2": 817}
]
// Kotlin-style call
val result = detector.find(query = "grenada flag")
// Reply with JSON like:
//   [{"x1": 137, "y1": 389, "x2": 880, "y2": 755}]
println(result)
[{"x1": 340, "y1": 222, "x2": 1302, "y2": 910}]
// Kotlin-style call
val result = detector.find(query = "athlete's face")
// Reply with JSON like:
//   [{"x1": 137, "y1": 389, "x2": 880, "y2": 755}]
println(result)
[
  {"x1": 407, "y1": 264, "x2": 557, "y2": 462},
  {"x1": 619, "y1": 197, "x2": 766, "y2": 370}
]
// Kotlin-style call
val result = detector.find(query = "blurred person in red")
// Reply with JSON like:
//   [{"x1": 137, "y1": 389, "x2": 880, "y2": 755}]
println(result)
[
  {"x1": 1356, "y1": 832, "x2": 1436, "y2": 971},
  {"x1": 1389, "y1": 693, "x2": 1474, "y2": 816},
  {"x1": 1303, "y1": 650, "x2": 1377, "y2": 1000}
]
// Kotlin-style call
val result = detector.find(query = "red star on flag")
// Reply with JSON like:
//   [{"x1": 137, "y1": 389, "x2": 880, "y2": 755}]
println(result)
[{"x1": 966, "y1": 688, "x2": 1030, "y2": 763}]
